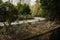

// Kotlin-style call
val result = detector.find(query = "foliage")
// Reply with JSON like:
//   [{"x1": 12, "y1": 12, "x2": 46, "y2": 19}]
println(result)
[
  {"x1": 17, "y1": 4, "x2": 31, "y2": 15},
  {"x1": 40, "y1": 0, "x2": 58, "y2": 21},
  {"x1": 0, "y1": 1, "x2": 32, "y2": 26},
  {"x1": 0, "y1": 2, "x2": 18, "y2": 25},
  {"x1": 32, "y1": 4, "x2": 39, "y2": 16},
  {"x1": 40, "y1": 0, "x2": 60, "y2": 21},
  {"x1": 33, "y1": 0, "x2": 45, "y2": 17},
  {"x1": 0, "y1": 0, "x2": 2, "y2": 4}
]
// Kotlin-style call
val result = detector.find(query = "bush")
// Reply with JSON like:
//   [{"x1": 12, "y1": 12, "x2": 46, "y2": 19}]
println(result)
[
  {"x1": 0, "y1": 2, "x2": 18, "y2": 26},
  {"x1": 17, "y1": 4, "x2": 31, "y2": 15}
]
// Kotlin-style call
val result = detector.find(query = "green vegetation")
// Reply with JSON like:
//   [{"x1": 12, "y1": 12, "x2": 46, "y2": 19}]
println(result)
[
  {"x1": 40, "y1": 0, "x2": 56, "y2": 21},
  {"x1": 0, "y1": 1, "x2": 32, "y2": 26},
  {"x1": 39, "y1": 0, "x2": 60, "y2": 21},
  {"x1": 0, "y1": 0, "x2": 60, "y2": 22},
  {"x1": 17, "y1": 3, "x2": 31, "y2": 15},
  {"x1": 0, "y1": 1, "x2": 32, "y2": 36},
  {"x1": 0, "y1": 2, "x2": 18, "y2": 26},
  {"x1": 0, "y1": 0, "x2": 2, "y2": 4}
]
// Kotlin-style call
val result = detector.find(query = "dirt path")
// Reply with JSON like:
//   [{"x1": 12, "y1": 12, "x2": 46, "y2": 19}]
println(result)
[{"x1": 0, "y1": 17, "x2": 46, "y2": 26}]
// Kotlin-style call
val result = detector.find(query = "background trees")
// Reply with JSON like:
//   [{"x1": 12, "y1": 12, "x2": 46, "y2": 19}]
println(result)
[
  {"x1": 0, "y1": 1, "x2": 32, "y2": 26},
  {"x1": 35, "y1": 0, "x2": 60, "y2": 21},
  {"x1": 17, "y1": 4, "x2": 31, "y2": 15},
  {"x1": 16, "y1": 3, "x2": 32, "y2": 20},
  {"x1": 0, "y1": 0, "x2": 3, "y2": 4},
  {"x1": 1, "y1": 0, "x2": 60, "y2": 22},
  {"x1": 0, "y1": 2, "x2": 18, "y2": 26},
  {"x1": 39, "y1": 0, "x2": 56, "y2": 21}
]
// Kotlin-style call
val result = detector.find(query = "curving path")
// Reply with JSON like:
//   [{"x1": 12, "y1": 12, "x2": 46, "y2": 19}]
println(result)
[{"x1": 0, "y1": 17, "x2": 46, "y2": 26}]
